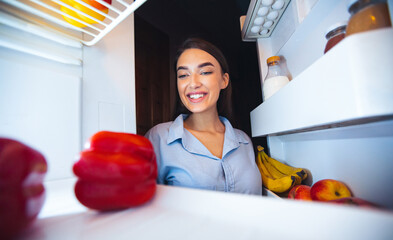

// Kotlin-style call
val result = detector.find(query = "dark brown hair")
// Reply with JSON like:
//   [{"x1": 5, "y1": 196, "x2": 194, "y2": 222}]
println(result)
[{"x1": 172, "y1": 38, "x2": 233, "y2": 121}]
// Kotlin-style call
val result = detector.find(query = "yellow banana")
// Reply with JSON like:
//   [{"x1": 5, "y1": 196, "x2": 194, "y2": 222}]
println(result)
[
  {"x1": 256, "y1": 147, "x2": 297, "y2": 193},
  {"x1": 257, "y1": 146, "x2": 307, "y2": 186},
  {"x1": 256, "y1": 149, "x2": 273, "y2": 179},
  {"x1": 258, "y1": 146, "x2": 307, "y2": 182},
  {"x1": 264, "y1": 153, "x2": 303, "y2": 185},
  {"x1": 259, "y1": 149, "x2": 286, "y2": 179},
  {"x1": 262, "y1": 175, "x2": 297, "y2": 193}
]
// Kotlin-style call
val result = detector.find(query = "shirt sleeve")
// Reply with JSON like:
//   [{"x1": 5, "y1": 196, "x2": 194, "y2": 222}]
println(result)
[
  {"x1": 237, "y1": 130, "x2": 262, "y2": 195},
  {"x1": 145, "y1": 127, "x2": 165, "y2": 184}
]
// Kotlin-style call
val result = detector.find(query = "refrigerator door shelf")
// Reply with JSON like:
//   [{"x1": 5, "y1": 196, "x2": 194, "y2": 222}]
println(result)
[{"x1": 251, "y1": 28, "x2": 393, "y2": 137}]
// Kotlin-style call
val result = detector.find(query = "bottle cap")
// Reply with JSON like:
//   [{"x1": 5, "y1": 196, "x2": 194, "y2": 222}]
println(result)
[{"x1": 267, "y1": 56, "x2": 280, "y2": 64}]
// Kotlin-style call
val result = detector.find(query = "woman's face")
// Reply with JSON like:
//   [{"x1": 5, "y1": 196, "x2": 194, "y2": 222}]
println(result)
[{"x1": 176, "y1": 48, "x2": 229, "y2": 115}]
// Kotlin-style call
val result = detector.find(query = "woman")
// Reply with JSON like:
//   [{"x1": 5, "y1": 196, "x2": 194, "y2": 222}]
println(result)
[{"x1": 145, "y1": 38, "x2": 262, "y2": 195}]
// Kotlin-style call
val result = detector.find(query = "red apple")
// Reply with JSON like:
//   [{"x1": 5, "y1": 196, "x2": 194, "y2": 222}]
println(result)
[
  {"x1": 329, "y1": 197, "x2": 380, "y2": 209},
  {"x1": 310, "y1": 179, "x2": 352, "y2": 201},
  {"x1": 87, "y1": 0, "x2": 112, "y2": 10},
  {"x1": 288, "y1": 185, "x2": 312, "y2": 201}
]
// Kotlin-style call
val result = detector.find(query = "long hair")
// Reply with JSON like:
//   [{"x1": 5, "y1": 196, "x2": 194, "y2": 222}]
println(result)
[{"x1": 172, "y1": 38, "x2": 233, "y2": 122}]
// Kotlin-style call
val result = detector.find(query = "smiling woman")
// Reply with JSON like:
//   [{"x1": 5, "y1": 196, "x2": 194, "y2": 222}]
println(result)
[
  {"x1": 145, "y1": 38, "x2": 262, "y2": 195},
  {"x1": 176, "y1": 49, "x2": 229, "y2": 117},
  {"x1": 173, "y1": 38, "x2": 233, "y2": 122}
]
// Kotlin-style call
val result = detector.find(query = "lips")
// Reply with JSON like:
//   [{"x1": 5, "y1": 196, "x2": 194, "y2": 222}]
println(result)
[{"x1": 187, "y1": 92, "x2": 207, "y2": 102}]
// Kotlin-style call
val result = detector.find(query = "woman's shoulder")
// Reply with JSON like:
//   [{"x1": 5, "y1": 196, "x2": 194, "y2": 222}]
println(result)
[
  {"x1": 228, "y1": 125, "x2": 252, "y2": 144},
  {"x1": 235, "y1": 128, "x2": 252, "y2": 140},
  {"x1": 145, "y1": 121, "x2": 173, "y2": 137},
  {"x1": 145, "y1": 114, "x2": 186, "y2": 141},
  {"x1": 220, "y1": 116, "x2": 252, "y2": 143}
]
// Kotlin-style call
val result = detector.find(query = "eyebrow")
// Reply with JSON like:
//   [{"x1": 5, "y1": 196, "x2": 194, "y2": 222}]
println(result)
[{"x1": 176, "y1": 62, "x2": 214, "y2": 71}]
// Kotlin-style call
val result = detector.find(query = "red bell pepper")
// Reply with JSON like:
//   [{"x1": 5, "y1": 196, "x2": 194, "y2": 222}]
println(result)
[
  {"x1": 73, "y1": 131, "x2": 157, "y2": 211},
  {"x1": 0, "y1": 138, "x2": 47, "y2": 240}
]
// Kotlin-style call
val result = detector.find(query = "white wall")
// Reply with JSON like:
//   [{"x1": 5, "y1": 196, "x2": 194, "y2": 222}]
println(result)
[
  {"x1": 0, "y1": 13, "x2": 136, "y2": 182},
  {"x1": 0, "y1": 24, "x2": 82, "y2": 181},
  {"x1": 82, "y1": 14, "x2": 136, "y2": 146}
]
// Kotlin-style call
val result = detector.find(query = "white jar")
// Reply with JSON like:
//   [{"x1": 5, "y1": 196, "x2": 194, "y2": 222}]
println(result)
[{"x1": 262, "y1": 56, "x2": 289, "y2": 101}]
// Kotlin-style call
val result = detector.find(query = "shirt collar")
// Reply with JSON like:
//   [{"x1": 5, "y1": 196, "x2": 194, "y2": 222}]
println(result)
[
  {"x1": 167, "y1": 114, "x2": 187, "y2": 144},
  {"x1": 220, "y1": 116, "x2": 249, "y2": 158},
  {"x1": 167, "y1": 114, "x2": 249, "y2": 159}
]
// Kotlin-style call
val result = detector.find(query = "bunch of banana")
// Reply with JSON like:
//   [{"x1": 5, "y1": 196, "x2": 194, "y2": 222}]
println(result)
[{"x1": 256, "y1": 146, "x2": 307, "y2": 193}]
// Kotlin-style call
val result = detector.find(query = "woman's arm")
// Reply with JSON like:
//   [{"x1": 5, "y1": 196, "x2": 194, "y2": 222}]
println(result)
[{"x1": 145, "y1": 126, "x2": 165, "y2": 184}]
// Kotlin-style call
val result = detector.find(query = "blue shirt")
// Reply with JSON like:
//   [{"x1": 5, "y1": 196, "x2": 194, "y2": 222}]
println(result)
[{"x1": 145, "y1": 114, "x2": 262, "y2": 195}]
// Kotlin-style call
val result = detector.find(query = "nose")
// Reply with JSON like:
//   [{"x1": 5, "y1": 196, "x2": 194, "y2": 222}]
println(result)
[{"x1": 189, "y1": 74, "x2": 202, "y2": 89}]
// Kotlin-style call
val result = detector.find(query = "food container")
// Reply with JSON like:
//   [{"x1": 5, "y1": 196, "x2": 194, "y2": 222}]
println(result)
[
  {"x1": 346, "y1": 0, "x2": 392, "y2": 37},
  {"x1": 324, "y1": 22, "x2": 347, "y2": 54},
  {"x1": 262, "y1": 56, "x2": 290, "y2": 101}
]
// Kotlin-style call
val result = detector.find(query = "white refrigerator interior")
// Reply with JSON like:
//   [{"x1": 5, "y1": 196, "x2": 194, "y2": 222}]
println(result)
[
  {"x1": 0, "y1": 2, "x2": 136, "y2": 181},
  {"x1": 0, "y1": 0, "x2": 393, "y2": 239},
  {"x1": 251, "y1": 0, "x2": 393, "y2": 209}
]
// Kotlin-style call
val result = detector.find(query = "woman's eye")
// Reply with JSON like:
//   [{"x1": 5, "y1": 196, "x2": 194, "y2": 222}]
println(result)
[
  {"x1": 178, "y1": 74, "x2": 188, "y2": 79},
  {"x1": 201, "y1": 71, "x2": 212, "y2": 75}
]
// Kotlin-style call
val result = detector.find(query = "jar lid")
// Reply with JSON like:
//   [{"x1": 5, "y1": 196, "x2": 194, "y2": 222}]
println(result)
[
  {"x1": 325, "y1": 21, "x2": 347, "y2": 38},
  {"x1": 347, "y1": 0, "x2": 387, "y2": 14},
  {"x1": 347, "y1": 0, "x2": 358, "y2": 10},
  {"x1": 267, "y1": 56, "x2": 280, "y2": 64}
]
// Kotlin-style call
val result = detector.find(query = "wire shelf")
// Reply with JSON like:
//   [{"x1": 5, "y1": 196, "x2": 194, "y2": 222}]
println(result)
[{"x1": 1, "y1": 0, "x2": 147, "y2": 46}]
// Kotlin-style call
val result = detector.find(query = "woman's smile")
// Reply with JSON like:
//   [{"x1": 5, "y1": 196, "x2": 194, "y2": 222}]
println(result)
[{"x1": 187, "y1": 92, "x2": 207, "y2": 102}]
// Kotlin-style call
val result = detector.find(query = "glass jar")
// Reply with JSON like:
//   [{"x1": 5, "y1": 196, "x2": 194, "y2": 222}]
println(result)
[
  {"x1": 262, "y1": 56, "x2": 289, "y2": 101},
  {"x1": 346, "y1": 0, "x2": 392, "y2": 37},
  {"x1": 324, "y1": 22, "x2": 347, "y2": 54}
]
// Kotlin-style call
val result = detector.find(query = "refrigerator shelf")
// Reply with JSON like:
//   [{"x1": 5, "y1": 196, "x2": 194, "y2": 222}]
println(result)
[
  {"x1": 264, "y1": 188, "x2": 284, "y2": 199},
  {"x1": 0, "y1": 0, "x2": 146, "y2": 46},
  {"x1": 33, "y1": 180, "x2": 393, "y2": 240},
  {"x1": 250, "y1": 28, "x2": 393, "y2": 137}
]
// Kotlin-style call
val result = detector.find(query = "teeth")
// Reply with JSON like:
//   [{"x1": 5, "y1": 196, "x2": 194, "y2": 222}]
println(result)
[{"x1": 189, "y1": 94, "x2": 205, "y2": 99}]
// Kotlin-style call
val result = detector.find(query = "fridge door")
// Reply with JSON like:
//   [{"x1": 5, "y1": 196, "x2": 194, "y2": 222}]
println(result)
[{"x1": 251, "y1": 0, "x2": 393, "y2": 209}]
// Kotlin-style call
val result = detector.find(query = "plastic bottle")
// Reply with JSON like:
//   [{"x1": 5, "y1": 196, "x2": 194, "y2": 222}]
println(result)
[{"x1": 262, "y1": 56, "x2": 289, "y2": 101}]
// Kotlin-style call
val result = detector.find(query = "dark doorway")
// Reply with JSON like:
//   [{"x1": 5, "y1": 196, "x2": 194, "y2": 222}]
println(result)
[
  {"x1": 135, "y1": 15, "x2": 171, "y2": 135},
  {"x1": 135, "y1": 0, "x2": 266, "y2": 149}
]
